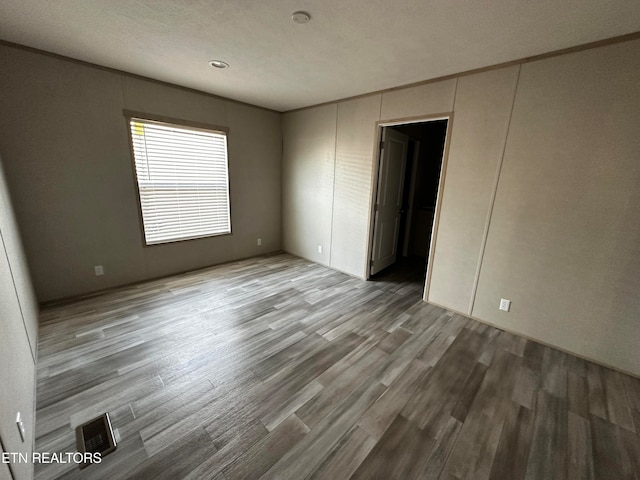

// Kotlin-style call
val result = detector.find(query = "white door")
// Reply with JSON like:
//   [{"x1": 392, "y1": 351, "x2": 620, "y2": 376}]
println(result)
[{"x1": 370, "y1": 128, "x2": 408, "y2": 275}]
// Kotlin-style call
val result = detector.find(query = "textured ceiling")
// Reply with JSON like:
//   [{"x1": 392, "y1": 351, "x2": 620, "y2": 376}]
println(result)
[{"x1": 1, "y1": 0, "x2": 639, "y2": 111}]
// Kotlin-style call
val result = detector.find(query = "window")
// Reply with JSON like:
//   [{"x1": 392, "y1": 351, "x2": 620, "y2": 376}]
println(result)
[{"x1": 127, "y1": 115, "x2": 231, "y2": 245}]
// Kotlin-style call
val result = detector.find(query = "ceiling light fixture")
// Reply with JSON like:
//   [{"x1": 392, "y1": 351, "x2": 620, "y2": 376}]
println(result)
[
  {"x1": 291, "y1": 11, "x2": 311, "y2": 24},
  {"x1": 209, "y1": 60, "x2": 229, "y2": 69}
]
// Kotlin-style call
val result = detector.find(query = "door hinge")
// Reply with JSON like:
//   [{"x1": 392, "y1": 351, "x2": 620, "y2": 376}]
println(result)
[
  {"x1": 374, "y1": 204, "x2": 380, "y2": 212},
  {"x1": 370, "y1": 259, "x2": 375, "y2": 267},
  {"x1": 379, "y1": 141, "x2": 384, "y2": 150}
]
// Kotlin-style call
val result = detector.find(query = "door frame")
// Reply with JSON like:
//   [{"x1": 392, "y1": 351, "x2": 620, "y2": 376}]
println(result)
[{"x1": 365, "y1": 112, "x2": 454, "y2": 301}]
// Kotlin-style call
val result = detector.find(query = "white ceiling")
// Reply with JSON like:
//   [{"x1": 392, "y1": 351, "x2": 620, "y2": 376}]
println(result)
[{"x1": 1, "y1": 0, "x2": 639, "y2": 112}]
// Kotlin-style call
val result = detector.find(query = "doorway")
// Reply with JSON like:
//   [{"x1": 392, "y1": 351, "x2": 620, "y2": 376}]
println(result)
[{"x1": 368, "y1": 118, "x2": 448, "y2": 286}]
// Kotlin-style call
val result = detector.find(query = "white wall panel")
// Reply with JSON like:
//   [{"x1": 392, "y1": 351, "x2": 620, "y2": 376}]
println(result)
[
  {"x1": 282, "y1": 105, "x2": 337, "y2": 265},
  {"x1": 427, "y1": 66, "x2": 519, "y2": 313},
  {"x1": 473, "y1": 40, "x2": 640, "y2": 375},
  {"x1": 331, "y1": 95, "x2": 382, "y2": 277}
]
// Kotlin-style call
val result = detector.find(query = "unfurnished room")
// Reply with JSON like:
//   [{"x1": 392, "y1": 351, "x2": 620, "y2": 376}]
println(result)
[{"x1": 1, "y1": 1, "x2": 640, "y2": 479}]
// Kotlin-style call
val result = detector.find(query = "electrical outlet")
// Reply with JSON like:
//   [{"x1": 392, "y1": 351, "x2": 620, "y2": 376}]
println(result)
[
  {"x1": 16, "y1": 412, "x2": 25, "y2": 442},
  {"x1": 257, "y1": 238, "x2": 262, "y2": 246},
  {"x1": 499, "y1": 298, "x2": 511, "y2": 312},
  {"x1": 317, "y1": 245, "x2": 323, "y2": 254},
  {"x1": 94, "y1": 265, "x2": 104, "y2": 276}
]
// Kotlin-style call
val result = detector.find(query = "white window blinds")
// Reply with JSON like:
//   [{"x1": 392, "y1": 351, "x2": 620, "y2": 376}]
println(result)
[{"x1": 129, "y1": 118, "x2": 231, "y2": 245}]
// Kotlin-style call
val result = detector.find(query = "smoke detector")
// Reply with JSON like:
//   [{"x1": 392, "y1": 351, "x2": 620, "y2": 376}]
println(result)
[
  {"x1": 291, "y1": 11, "x2": 311, "y2": 24},
  {"x1": 209, "y1": 60, "x2": 229, "y2": 69}
]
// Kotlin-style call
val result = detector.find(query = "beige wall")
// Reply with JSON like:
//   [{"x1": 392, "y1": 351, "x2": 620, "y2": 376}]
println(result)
[
  {"x1": 472, "y1": 40, "x2": 640, "y2": 375},
  {"x1": 428, "y1": 66, "x2": 520, "y2": 313},
  {"x1": 282, "y1": 105, "x2": 337, "y2": 265},
  {"x1": 282, "y1": 38, "x2": 640, "y2": 376},
  {"x1": 0, "y1": 44, "x2": 282, "y2": 302},
  {"x1": 0, "y1": 157, "x2": 38, "y2": 480},
  {"x1": 380, "y1": 79, "x2": 456, "y2": 121},
  {"x1": 331, "y1": 95, "x2": 382, "y2": 276}
]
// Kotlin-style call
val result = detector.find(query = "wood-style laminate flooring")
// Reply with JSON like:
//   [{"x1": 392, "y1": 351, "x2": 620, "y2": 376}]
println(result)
[{"x1": 35, "y1": 253, "x2": 640, "y2": 479}]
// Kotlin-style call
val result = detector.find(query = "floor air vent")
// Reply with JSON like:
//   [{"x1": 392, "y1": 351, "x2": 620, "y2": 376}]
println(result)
[{"x1": 76, "y1": 413, "x2": 117, "y2": 468}]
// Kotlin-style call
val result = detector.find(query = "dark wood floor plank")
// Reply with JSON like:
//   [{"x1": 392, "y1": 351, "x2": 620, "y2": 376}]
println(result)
[
  {"x1": 620, "y1": 427, "x2": 640, "y2": 480},
  {"x1": 442, "y1": 347, "x2": 521, "y2": 480},
  {"x1": 541, "y1": 347, "x2": 568, "y2": 399},
  {"x1": 260, "y1": 380, "x2": 323, "y2": 431},
  {"x1": 451, "y1": 362, "x2": 489, "y2": 423},
  {"x1": 260, "y1": 378, "x2": 386, "y2": 480},
  {"x1": 416, "y1": 313, "x2": 468, "y2": 366},
  {"x1": 296, "y1": 346, "x2": 388, "y2": 429},
  {"x1": 127, "y1": 427, "x2": 217, "y2": 480},
  {"x1": 590, "y1": 414, "x2": 631, "y2": 480},
  {"x1": 357, "y1": 359, "x2": 430, "y2": 439},
  {"x1": 411, "y1": 416, "x2": 462, "y2": 479},
  {"x1": 512, "y1": 365, "x2": 539, "y2": 410},
  {"x1": 566, "y1": 354, "x2": 588, "y2": 377},
  {"x1": 567, "y1": 410, "x2": 595, "y2": 480},
  {"x1": 260, "y1": 332, "x2": 364, "y2": 396},
  {"x1": 524, "y1": 390, "x2": 568, "y2": 480},
  {"x1": 375, "y1": 326, "x2": 413, "y2": 354},
  {"x1": 143, "y1": 372, "x2": 264, "y2": 456},
  {"x1": 523, "y1": 340, "x2": 545, "y2": 373},
  {"x1": 587, "y1": 363, "x2": 609, "y2": 420},
  {"x1": 130, "y1": 372, "x2": 212, "y2": 417},
  {"x1": 307, "y1": 426, "x2": 377, "y2": 480},
  {"x1": 222, "y1": 414, "x2": 309, "y2": 480},
  {"x1": 370, "y1": 310, "x2": 449, "y2": 387},
  {"x1": 602, "y1": 368, "x2": 636, "y2": 432},
  {"x1": 351, "y1": 415, "x2": 435, "y2": 480},
  {"x1": 353, "y1": 293, "x2": 421, "y2": 337},
  {"x1": 183, "y1": 418, "x2": 268, "y2": 479},
  {"x1": 402, "y1": 327, "x2": 491, "y2": 437},
  {"x1": 477, "y1": 328, "x2": 500, "y2": 367},
  {"x1": 567, "y1": 371, "x2": 590, "y2": 418},
  {"x1": 250, "y1": 332, "x2": 328, "y2": 381},
  {"x1": 623, "y1": 374, "x2": 640, "y2": 406},
  {"x1": 314, "y1": 334, "x2": 383, "y2": 387},
  {"x1": 497, "y1": 330, "x2": 527, "y2": 357},
  {"x1": 487, "y1": 403, "x2": 533, "y2": 480},
  {"x1": 396, "y1": 301, "x2": 443, "y2": 333}
]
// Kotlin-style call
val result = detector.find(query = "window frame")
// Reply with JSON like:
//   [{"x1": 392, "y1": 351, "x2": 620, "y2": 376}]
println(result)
[{"x1": 123, "y1": 110, "x2": 233, "y2": 247}]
